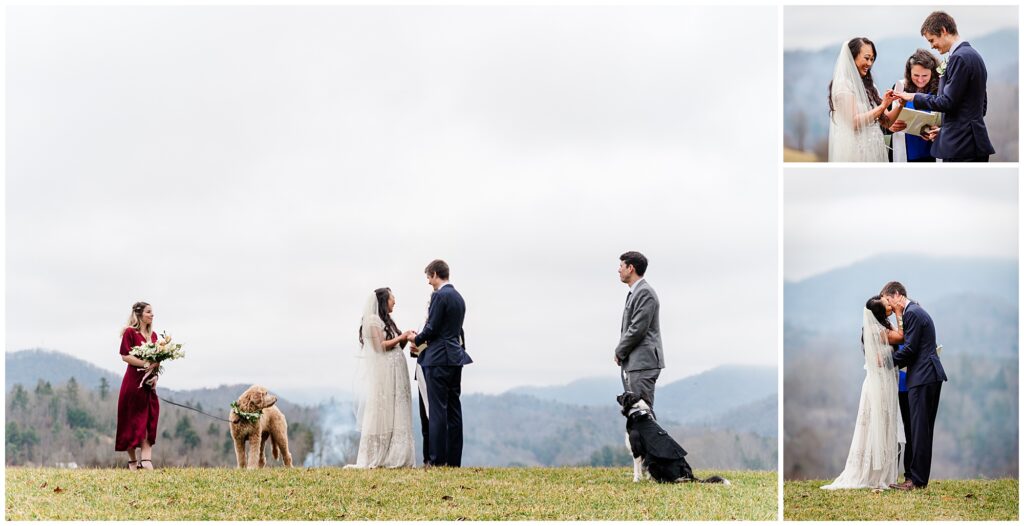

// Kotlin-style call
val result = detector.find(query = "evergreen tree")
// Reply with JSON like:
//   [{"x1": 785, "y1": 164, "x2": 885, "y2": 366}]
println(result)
[
  {"x1": 65, "y1": 377, "x2": 79, "y2": 403},
  {"x1": 98, "y1": 378, "x2": 110, "y2": 400},
  {"x1": 35, "y1": 380, "x2": 53, "y2": 396},
  {"x1": 223, "y1": 431, "x2": 235, "y2": 456},
  {"x1": 175, "y1": 415, "x2": 201, "y2": 450},
  {"x1": 10, "y1": 384, "x2": 29, "y2": 411},
  {"x1": 66, "y1": 406, "x2": 96, "y2": 429}
]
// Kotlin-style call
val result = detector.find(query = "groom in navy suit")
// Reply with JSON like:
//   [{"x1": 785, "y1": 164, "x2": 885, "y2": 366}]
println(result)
[
  {"x1": 896, "y1": 11, "x2": 995, "y2": 162},
  {"x1": 411, "y1": 259, "x2": 472, "y2": 467},
  {"x1": 882, "y1": 281, "x2": 947, "y2": 490}
]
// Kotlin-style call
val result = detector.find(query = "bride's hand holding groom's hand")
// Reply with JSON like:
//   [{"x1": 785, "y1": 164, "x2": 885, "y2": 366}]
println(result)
[
  {"x1": 876, "y1": 90, "x2": 905, "y2": 128},
  {"x1": 883, "y1": 89, "x2": 909, "y2": 110},
  {"x1": 893, "y1": 91, "x2": 915, "y2": 103}
]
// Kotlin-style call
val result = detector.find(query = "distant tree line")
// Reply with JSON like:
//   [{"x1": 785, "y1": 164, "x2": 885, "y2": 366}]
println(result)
[{"x1": 5, "y1": 379, "x2": 318, "y2": 468}]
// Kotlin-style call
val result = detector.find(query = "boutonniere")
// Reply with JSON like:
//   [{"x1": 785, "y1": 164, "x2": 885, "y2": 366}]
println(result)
[
  {"x1": 230, "y1": 402, "x2": 262, "y2": 423},
  {"x1": 937, "y1": 59, "x2": 947, "y2": 78}
]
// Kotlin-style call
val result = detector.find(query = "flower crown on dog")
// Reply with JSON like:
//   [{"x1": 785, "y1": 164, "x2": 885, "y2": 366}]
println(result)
[{"x1": 230, "y1": 401, "x2": 262, "y2": 423}]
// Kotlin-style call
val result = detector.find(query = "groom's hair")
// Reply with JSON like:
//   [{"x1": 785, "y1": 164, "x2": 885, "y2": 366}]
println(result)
[
  {"x1": 921, "y1": 11, "x2": 958, "y2": 37},
  {"x1": 620, "y1": 251, "x2": 648, "y2": 276},
  {"x1": 424, "y1": 259, "x2": 450, "y2": 280},
  {"x1": 881, "y1": 281, "x2": 907, "y2": 297}
]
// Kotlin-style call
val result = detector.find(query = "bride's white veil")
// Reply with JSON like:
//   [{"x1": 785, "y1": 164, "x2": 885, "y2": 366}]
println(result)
[
  {"x1": 347, "y1": 291, "x2": 414, "y2": 468},
  {"x1": 822, "y1": 307, "x2": 905, "y2": 489},
  {"x1": 861, "y1": 308, "x2": 905, "y2": 474},
  {"x1": 828, "y1": 40, "x2": 886, "y2": 161},
  {"x1": 353, "y1": 293, "x2": 387, "y2": 432}
]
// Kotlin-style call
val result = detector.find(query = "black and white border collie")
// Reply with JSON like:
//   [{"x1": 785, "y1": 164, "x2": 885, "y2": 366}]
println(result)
[{"x1": 617, "y1": 391, "x2": 730, "y2": 485}]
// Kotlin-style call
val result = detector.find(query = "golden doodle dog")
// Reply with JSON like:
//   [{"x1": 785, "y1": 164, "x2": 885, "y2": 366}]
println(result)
[{"x1": 229, "y1": 385, "x2": 293, "y2": 468}]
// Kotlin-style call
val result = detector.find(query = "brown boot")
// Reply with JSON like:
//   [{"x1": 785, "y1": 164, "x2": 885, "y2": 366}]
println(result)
[{"x1": 892, "y1": 480, "x2": 917, "y2": 491}]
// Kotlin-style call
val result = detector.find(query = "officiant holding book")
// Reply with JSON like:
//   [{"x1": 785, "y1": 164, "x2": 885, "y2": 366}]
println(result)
[
  {"x1": 888, "y1": 49, "x2": 940, "y2": 162},
  {"x1": 894, "y1": 11, "x2": 995, "y2": 162}
]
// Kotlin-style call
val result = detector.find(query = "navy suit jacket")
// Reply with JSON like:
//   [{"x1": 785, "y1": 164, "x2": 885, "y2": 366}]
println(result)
[
  {"x1": 912, "y1": 42, "x2": 995, "y2": 160},
  {"x1": 414, "y1": 284, "x2": 473, "y2": 367},
  {"x1": 892, "y1": 302, "x2": 947, "y2": 389}
]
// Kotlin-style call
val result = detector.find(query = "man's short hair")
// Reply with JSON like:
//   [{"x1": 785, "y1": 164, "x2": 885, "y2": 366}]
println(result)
[
  {"x1": 881, "y1": 281, "x2": 908, "y2": 297},
  {"x1": 424, "y1": 259, "x2": 450, "y2": 280},
  {"x1": 619, "y1": 251, "x2": 648, "y2": 277},
  {"x1": 921, "y1": 11, "x2": 958, "y2": 37}
]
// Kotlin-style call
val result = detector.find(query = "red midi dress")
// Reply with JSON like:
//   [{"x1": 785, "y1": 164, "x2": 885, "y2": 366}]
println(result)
[{"x1": 115, "y1": 328, "x2": 160, "y2": 451}]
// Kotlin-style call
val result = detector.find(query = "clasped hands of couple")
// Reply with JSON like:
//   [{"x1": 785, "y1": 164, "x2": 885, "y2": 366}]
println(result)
[
  {"x1": 881, "y1": 89, "x2": 941, "y2": 141},
  {"x1": 399, "y1": 330, "x2": 418, "y2": 343}
]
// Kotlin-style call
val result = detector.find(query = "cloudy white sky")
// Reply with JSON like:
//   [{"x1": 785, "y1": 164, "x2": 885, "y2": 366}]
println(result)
[
  {"x1": 7, "y1": 6, "x2": 779, "y2": 398},
  {"x1": 784, "y1": 5, "x2": 1018, "y2": 51},
  {"x1": 785, "y1": 168, "x2": 1018, "y2": 282}
]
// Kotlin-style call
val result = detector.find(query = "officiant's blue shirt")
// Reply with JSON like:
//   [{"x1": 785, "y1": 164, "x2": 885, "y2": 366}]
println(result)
[
  {"x1": 897, "y1": 344, "x2": 908, "y2": 392},
  {"x1": 905, "y1": 99, "x2": 933, "y2": 161}
]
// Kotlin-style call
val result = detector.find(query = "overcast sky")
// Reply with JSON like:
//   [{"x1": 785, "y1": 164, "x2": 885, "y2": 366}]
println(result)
[
  {"x1": 785, "y1": 168, "x2": 1018, "y2": 282},
  {"x1": 7, "y1": 6, "x2": 779, "y2": 398},
  {"x1": 784, "y1": 5, "x2": 1018, "y2": 51}
]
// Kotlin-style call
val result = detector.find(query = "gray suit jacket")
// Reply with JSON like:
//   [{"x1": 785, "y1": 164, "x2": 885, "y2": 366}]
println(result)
[{"x1": 614, "y1": 279, "x2": 665, "y2": 372}]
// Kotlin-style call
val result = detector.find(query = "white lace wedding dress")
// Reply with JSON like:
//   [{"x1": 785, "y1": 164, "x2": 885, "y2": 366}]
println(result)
[
  {"x1": 821, "y1": 308, "x2": 905, "y2": 490},
  {"x1": 346, "y1": 294, "x2": 415, "y2": 468},
  {"x1": 828, "y1": 40, "x2": 888, "y2": 162}
]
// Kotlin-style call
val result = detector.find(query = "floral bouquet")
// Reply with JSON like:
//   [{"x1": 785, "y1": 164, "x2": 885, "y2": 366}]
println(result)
[{"x1": 129, "y1": 331, "x2": 185, "y2": 388}]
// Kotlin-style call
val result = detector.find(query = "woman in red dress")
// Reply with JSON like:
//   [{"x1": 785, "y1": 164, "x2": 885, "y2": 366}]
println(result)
[{"x1": 115, "y1": 301, "x2": 160, "y2": 470}]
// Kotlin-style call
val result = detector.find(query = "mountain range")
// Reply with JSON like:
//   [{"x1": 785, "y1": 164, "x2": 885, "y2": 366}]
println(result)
[
  {"x1": 509, "y1": 364, "x2": 777, "y2": 426},
  {"x1": 6, "y1": 350, "x2": 777, "y2": 469},
  {"x1": 785, "y1": 254, "x2": 1018, "y2": 351}
]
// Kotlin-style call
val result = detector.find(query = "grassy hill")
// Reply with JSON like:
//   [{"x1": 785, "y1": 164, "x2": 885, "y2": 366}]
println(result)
[
  {"x1": 783, "y1": 148, "x2": 817, "y2": 162},
  {"x1": 784, "y1": 479, "x2": 1018, "y2": 521},
  {"x1": 6, "y1": 467, "x2": 777, "y2": 520}
]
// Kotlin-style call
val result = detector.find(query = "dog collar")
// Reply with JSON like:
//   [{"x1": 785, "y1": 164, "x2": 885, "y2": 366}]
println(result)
[
  {"x1": 230, "y1": 402, "x2": 262, "y2": 423},
  {"x1": 627, "y1": 407, "x2": 650, "y2": 418}
]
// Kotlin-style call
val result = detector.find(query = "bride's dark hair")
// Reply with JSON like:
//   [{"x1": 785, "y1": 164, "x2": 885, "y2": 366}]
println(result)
[
  {"x1": 866, "y1": 295, "x2": 893, "y2": 330},
  {"x1": 358, "y1": 287, "x2": 401, "y2": 345},
  {"x1": 862, "y1": 295, "x2": 893, "y2": 353},
  {"x1": 828, "y1": 37, "x2": 883, "y2": 117}
]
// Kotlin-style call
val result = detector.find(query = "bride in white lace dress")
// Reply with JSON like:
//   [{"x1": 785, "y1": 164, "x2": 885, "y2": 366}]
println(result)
[
  {"x1": 822, "y1": 295, "x2": 905, "y2": 490},
  {"x1": 346, "y1": 288, "x2": 416, "y2": 468},
  {"x1": 827, "y1": 37, "x2": 903, "y2": 162}
]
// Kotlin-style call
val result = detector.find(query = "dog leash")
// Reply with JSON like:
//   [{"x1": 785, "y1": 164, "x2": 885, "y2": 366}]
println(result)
[{"x1": 157, "y1": 396, "x2": 232, "y2": 423}]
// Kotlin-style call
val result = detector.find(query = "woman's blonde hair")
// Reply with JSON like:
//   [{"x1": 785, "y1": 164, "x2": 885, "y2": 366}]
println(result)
[{"x1": 121, "y1": 301, "x2": 151, "y2": 336}]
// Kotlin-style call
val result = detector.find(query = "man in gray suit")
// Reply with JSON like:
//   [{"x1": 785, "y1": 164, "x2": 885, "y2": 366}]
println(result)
[{"x1": 614, "y1": 251, "x2": 665, "y2": 411}]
